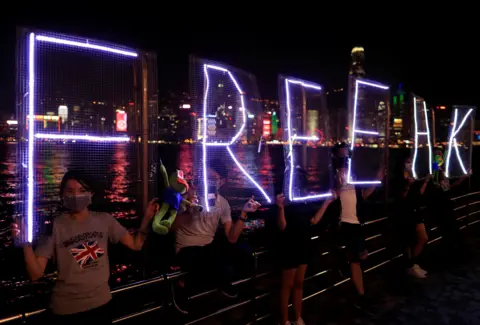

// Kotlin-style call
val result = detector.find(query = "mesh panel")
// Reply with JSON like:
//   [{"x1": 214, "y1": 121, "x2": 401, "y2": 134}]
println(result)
[
  {"x1": 445, "y1": 105, "x2": 476, "y2": 178},
  {"x1": 410, "y1": 94, "x2": 433, "y2": 179},
  {"x1": 190, "y1": 56, "x2": 274, "y2": 211},
  {"x1": 278, "y1": 75, "x2": 332, "y2": 203},
  {"x1": 348, "y1": 77, "x2": 390, "y2": 185},
  {"x1": 15, "y1": 28, "x2": 157, "y2": 244}
]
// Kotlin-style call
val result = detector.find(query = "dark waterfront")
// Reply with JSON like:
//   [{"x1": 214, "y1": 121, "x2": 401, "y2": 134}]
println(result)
[{"x1": 0, "y1": 142, "x2": 478, "y2": 317}]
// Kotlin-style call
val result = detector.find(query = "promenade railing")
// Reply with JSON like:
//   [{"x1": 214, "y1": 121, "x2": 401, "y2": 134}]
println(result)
[{"x1": 1, "y1": 191, "x2": 479, "y2": 325}]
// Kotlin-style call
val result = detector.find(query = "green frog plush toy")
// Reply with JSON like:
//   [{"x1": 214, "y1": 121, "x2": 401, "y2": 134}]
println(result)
[{"x1": 152, "y1": 159, "x2": 203, "y2": 235}]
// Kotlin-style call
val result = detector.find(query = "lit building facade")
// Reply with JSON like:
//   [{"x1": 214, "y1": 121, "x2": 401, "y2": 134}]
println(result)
[{"x1": 350, "y1": 47, "x2": 365, "y2": 77}]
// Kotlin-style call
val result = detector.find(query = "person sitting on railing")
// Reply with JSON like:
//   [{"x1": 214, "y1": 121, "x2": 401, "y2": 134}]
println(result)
[
  {"x1": 11, "y1": 170, "x2": 157, "y2": 325},
  {"x1": 275, "y1": 185, "x2": 334, "y2": 325},
  {"x1": 171, "y1": 161, "x2": 261, "y2": 315},
  {"x1": 393, "y1": 153, "x2": 430, "y2": 279},
  {"x1": 429, "y1": 146, "x2": 472, "y2": 259},
  {"x1": 330, "y1": 142, "x2": 385, "y2": 313}
]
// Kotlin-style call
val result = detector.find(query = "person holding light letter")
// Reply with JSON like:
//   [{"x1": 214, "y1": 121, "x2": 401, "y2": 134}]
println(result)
[
  {"x1": 12, "y1": 170, "x2": 157, "y2": 325},
  {"x1": 330, "y1": 142, "x2": 385, "y2": 313},
  {"x1": 172, "y1": 161, "x2": 261, "y2": 315},
  {"x1": 275, "y1": 167, "x2": 335, "y2": 325}
]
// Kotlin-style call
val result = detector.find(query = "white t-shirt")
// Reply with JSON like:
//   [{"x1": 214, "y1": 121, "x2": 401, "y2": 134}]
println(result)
[
  {"x1": 175, "y1": 194, "x2": 232, "y2": 252},
  {"x1": 338, "y1": 172, "x2": 360, "y2": 224}
]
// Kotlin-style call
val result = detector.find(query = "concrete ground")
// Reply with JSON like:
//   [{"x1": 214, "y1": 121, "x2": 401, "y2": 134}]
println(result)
[{"x1": 298, "y1": 233, "x2": 480, "y2": 325}]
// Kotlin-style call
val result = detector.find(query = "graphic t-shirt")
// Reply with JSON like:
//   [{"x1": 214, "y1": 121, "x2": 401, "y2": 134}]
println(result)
[
  {"x1": 35, "y1": 211, "x2": 127, "y2": 315},
  {"x1": 175, "y1": 194, "x2": 231, "y2": 253}
]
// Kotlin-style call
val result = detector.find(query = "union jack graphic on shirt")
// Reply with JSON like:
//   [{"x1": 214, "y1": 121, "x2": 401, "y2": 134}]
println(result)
[{"x1": 70, "y1": 241, "x2": 104, "y2": 268}]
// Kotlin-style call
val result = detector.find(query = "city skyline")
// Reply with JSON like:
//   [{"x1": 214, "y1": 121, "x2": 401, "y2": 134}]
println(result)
[{"x1": 0, "y1": 13, "x2": 478, "y2": 116}]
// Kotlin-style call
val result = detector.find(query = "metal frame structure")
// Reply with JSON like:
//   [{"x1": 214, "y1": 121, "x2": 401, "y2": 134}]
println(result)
[
  {"x1": 347, "y1": 76, "x2": 390, "y2": 186},
  {"x1": 16, "y1": 28, "x2": 156, "y2": 244},
  {"x1": 410, "y1": 94, "x2": 433, "y2": 179}
]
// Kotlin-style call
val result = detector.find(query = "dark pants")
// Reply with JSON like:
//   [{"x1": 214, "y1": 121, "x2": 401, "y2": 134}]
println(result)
[
  {"x1": 176, "y1": 239, "x2": 234, "y2": 294},
  {"x1": 50, "y1": 302, "x2": 111, "y2": 325},
  {"x1": 433, "y1": 200, "x2": 463, "y2": 251}
]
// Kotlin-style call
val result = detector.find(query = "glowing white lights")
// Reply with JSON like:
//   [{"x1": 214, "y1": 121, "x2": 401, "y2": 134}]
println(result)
[
  {"x1": 35, "y1": 35, "x2": 138, "y2": 57},
  {"x1": 445, "y1": 108, "x2": 474, "y2": 178},
  {"x1": 27, "y1": 33, "x2": 35, "y2": 243},
  {"x1": 348, "y1": 78, "x2": 389, "y2": 185},
  {"x1": 412, "y1": 97, "x2": 433, "y2": 179},
  {"x1": 35, "y1": 134, "x2": 130, "y2": 142},
  {"x1": 25, "y1": 32, "x2": 138, "y2": 242},
  {"x1": 284, "y1": 78, "x2": 332, "y2": 202},
  {"x1": 202, "y1": 64, "x2": 271, "y2": 211}
]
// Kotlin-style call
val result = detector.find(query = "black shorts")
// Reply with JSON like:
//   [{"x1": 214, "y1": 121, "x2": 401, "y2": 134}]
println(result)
[
  {"x1": 276, "y1": 239, "x2": 312, "y2": 270},
  {"x1": 339, "y1": 222, "x2": 367, "y2": 262},
  {"x1": 397, "y1": 207, "x2": 426, "y2": 246}
]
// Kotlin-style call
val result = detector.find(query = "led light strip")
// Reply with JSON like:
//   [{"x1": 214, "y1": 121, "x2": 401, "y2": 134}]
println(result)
[
  {"x1": 35, "y1": 133, "x2": 130, "y2": 142},
  {"x1": 445, "y1": 108, "x2": 473, "y2": 177},
  {"x1": 285, "y1": 78, "x2": 332, "y2": 201},
  {"x1": 202, "y1": 64, "x2": 271, "y2": 211},
  {"x1": 36, "y1": 35, "x2": 138, "y2": 57},
  {"x1": 348, "y1": 79, "x2": 389, "y2": 185},
  {"x1": 27, "y1": 33, "x2": 35, "y2": 243}
]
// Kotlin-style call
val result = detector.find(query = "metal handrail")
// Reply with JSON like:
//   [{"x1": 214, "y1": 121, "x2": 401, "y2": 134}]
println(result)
[
  {"x1": 249, "y1": 205, "x2": 479, "y2": 325},
  {"x1": 1, "y1": 190, "x2": 479, "y2": 324}
]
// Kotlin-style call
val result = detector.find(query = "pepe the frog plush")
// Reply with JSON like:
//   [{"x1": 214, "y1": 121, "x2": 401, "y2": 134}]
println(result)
[
  {"x1": 432, "y1": 148, "x2": 445, "y2": 185},
  {"x1": 152, "y1": 159, "x2": 203, "y2": 235}
]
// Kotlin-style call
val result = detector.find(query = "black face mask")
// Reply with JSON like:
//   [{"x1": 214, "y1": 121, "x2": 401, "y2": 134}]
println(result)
[{"x1": 332, "y1": 156, "x2": 349, "y2": 170}]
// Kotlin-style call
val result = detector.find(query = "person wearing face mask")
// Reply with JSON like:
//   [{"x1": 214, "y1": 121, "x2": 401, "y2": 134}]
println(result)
[
  {"x1": 394, "y1": 153, "x2": 430, "y2": 279},
  {"x1": 330, "y1": 142, "x2": 384, "y2": 313},
  {"x1": 171, "y1": 160, "x2": 261, "y2": 315},
  {"x1": 11, "y1": 170, "x2": 157, "y2": 325}
]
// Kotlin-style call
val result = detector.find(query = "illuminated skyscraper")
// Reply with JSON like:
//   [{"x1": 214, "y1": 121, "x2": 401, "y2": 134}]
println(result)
[
  {"x1": 350, "y1": 47, "x2": 365, "y2": 77},
  {"x1": 348, "y1": 47, "x2": 366, "y2": 143}
]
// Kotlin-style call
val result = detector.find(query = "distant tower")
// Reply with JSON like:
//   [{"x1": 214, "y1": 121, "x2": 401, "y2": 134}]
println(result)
[
  {"x1": 350, "y1": 46, "x2": 365, "y2": 77},
  {"x1": 347, "y1": 47, "x2": 366, "y2": 142}
]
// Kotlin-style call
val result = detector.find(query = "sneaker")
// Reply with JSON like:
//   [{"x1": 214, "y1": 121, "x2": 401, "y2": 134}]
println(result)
[
  {"x1": 408, "y1": 266, "x2": 427, "y2": 279},
  {"x1": 172, "y1": 282, "x2": 189, "y2": 314},
  {"x1": 413, "y1": 264, "x2": 428, "y2": 275},
  {"x1": 220, "y1": 283, "x2": 238, "y2": 298},
  {"x1": 295, "y1": 317, "x2": 306, "y2": 325}
]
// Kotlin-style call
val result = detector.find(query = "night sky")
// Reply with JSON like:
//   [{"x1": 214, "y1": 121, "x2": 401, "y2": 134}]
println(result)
[{"x1": 0, "y1": 10, "x2": 478, "y2": 116}]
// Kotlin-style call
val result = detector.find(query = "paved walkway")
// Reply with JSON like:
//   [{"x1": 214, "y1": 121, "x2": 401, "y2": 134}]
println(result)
[{"x1": 298, "y1": 236, "x2": 480, "y2": 325}]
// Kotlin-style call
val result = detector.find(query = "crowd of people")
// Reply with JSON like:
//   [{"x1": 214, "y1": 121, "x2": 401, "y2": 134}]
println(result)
[{"x1": 11, "y1": 143, "x2": 471, "y2": 325}]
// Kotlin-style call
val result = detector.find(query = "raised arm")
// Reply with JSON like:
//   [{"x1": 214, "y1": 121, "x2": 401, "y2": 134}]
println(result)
[
  {"x1": 419, "y1": 175, "x2": 432, "y2": 195},
  {"x1": 225, "y1": 197, "x2": 261, "y2": 243},
  {"x1": 12, "y1": 221, "x2": 50, "y2": 281},
  {"x1": 362, "y1": 166, "x2": 386, "y2": 200},
  {"x1": 450, "y1": 169, "x2": 471, "y2": 188},
  {"x1": 119, "y1": 199, "x2": 157, "y2": 251},
  {"x1": 276, "y1": 194, "x2": 287, "y2": 231},
  {"x1": 24, "y1": 246, "x2": 49, "y2": 281},
  {"x1": 311, "y1": 195, "x2": 334, "y2": 225}
]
